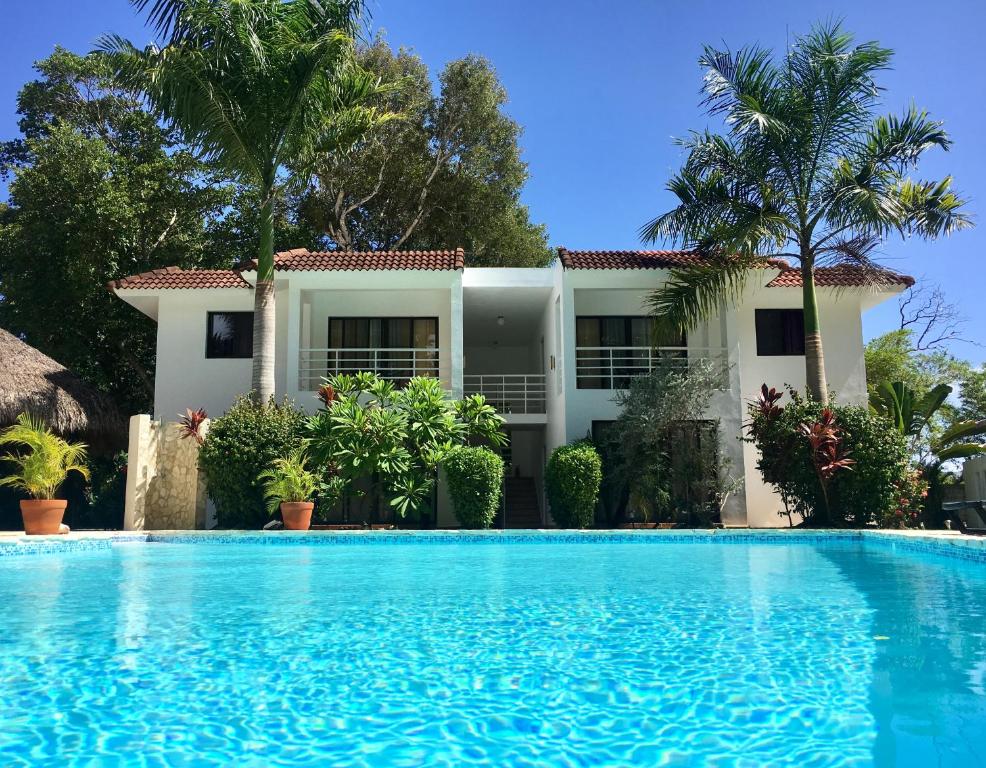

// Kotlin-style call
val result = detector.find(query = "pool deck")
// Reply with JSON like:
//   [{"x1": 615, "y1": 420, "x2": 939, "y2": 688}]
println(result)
[{"x1": 1, "y1": 526, "x2": 985, "y2": 562}]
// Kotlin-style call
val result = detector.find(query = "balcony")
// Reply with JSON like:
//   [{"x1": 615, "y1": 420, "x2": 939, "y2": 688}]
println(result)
[
  {"x1": 299, "y1": 348, "x2": 444, "y2": 391},
  {"x1": 575, "y1": 346, "x2": 728, "y2": 390},
  {"x1": 464, "y1": 374, "x2": 546, "y2": 415}
]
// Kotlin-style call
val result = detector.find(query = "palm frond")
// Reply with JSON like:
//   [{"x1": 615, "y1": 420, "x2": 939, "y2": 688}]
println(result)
[{"x1": 645, "y1": 256, "x2": 756, "y2": 334}]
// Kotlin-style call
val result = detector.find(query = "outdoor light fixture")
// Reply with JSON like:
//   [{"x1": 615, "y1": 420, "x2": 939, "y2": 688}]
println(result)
[{"x1": 497, "y1": 315, "x2": 505, "y2": 326}]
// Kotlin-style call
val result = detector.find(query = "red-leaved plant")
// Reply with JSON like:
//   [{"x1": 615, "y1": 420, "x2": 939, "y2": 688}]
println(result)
[
  {"x1": 316, "y1": 384, "x2": 336, "y2": 407},
  {"x1": 177, "y1": 408, "x2": 208, "y2": 444},
  {"x1": 744, "y1": 384, "x2": 785, "y2": 439},
  {"x1": 799, "y1": 408, "x2": 854, "y2": 524}
]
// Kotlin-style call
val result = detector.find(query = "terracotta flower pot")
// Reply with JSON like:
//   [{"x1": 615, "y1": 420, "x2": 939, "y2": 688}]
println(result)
[
  {"x1": 21, "y1": 499, "x2": 68, "y2": 535},
  {"x1": 280, "y1": 501, "x2": 313, "y2": 531}
]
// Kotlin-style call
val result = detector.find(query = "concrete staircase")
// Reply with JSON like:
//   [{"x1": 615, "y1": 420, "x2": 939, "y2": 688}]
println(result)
[{"x1": 500, "y1": 477, "x2": 543, "y2": 529}]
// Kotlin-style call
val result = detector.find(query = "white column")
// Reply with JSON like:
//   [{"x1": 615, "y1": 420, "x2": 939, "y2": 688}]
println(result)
[
  {"x1": 450, "y1": 273, "x2": 464, "y2": 398},
  {"x1": 285, "y1": 285, "x2": 302, "y2": 396}
]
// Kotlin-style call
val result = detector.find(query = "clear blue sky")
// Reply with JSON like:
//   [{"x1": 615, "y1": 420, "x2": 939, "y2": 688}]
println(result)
[{"x1": 2, "y1": 0, "x2": 984, "y2": 362}]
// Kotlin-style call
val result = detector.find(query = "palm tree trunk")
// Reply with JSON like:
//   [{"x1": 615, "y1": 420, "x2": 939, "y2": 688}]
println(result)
[
  {"x1": 251, "y1": 192, "x2": 276, "y2": 403},
  {"x1": 801, "y1": 262, "x2": 829, "y2": 405}
]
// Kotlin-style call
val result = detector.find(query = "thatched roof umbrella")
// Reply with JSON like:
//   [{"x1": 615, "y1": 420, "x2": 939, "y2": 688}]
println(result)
[{"x1": 0, "y1": 328, "x2": 125, "y2": 447}]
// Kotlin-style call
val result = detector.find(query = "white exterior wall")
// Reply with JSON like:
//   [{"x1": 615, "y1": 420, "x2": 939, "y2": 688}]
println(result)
[
  {"x1": 152, "y1": 289, "x2": 254, "y2": 421},
  {"x1": 733, "y1": 283, "x2": 871, "y2": 526},
  {"x1": 117, "y1": 262, "x2": 899, "y2": 528}
]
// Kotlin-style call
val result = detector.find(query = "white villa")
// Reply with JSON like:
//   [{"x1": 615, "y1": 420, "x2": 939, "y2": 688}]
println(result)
[{"x1": 110, "y1": 247, "x2": 911, "y2": 528}]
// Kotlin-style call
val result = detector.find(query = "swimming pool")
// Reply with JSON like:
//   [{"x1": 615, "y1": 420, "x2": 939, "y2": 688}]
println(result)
[{"x1": 1, "y1": 533, "x2": 984, "y2": 767}]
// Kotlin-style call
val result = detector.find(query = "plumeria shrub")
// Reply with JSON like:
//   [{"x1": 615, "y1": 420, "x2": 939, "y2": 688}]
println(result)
[
  {"x1": 443, "y1": 445, "x2": 504, "y2": 529},
  {"x1": 198, "y1": 396, "x2": 307, "y2": 528},
  {"x1": 545, "y1": 442, "x2": 602, "y2": 528},
  {"x1": 305, "y1": 373, "x2": 506, "y2": 523},
  {"x1": 746, "y1": 386, "x2": 915, "y2": 527}
]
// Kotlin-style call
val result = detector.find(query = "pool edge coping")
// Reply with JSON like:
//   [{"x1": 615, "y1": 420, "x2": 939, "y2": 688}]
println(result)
[{"x1": 1, "y1": 527, "x2": 984, "y2": 563}]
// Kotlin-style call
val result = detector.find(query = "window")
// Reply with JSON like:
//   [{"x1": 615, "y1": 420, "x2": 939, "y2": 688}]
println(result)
[
  {"x1": 755, "y1": 309, "x2": 805, "y2": 356},
  {"x1": 206, "y1": 312, "x2": 253, "y2": 359},
  {"x1": 576, "y1": 316, "x2": 685, "y2": 389},
  {"x1": 327, "y1": 317, "x2": 439, "y2": 380}
]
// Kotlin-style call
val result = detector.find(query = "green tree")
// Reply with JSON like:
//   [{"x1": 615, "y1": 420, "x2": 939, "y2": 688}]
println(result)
[
  {"x1": 103, "y1": 0, "x2": 399, "y2": 403},
  {"x1": 0, "y1": 49, "x2": 233, "y2": 413},
  {"x1": 864, "y1": 330, "x2": 966, "y2": 399},
  {"x1": 298, "y1": 40, "x2": 551, "y2": 266},
  {"x1": 643, "y1": 22, "x2": 969, "y2": 404}
]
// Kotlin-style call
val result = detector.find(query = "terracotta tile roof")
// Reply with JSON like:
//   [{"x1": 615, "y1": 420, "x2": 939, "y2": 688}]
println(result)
[
  {"x1": 557, "y1": 247, "x2": 788, "y2": 271},
  {"x1": 766, "y1": 266, "x2": 915, "y2": 289},
  {"x1": 239, "y1": 247, "x2": 465, "y2": 272},
  {"x1": 109, "y1": 267, "x2": 250, "y2": 291}
]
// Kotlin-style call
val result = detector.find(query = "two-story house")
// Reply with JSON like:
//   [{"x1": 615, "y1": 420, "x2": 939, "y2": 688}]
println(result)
[{"x1": 110, "y1": 247, "x2": 911, "y2": 527}]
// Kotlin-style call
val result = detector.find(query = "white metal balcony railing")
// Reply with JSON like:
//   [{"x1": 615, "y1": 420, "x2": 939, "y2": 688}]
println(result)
[
  {"x1": 464, "y1": 374, "x2": 546, "y2": 415},
  {"x1": 299, "y1": 348, "x2": 442, "y2": 391},
  {"x1": 575, "y1": 346, "x2": 729, "y2": 390}
]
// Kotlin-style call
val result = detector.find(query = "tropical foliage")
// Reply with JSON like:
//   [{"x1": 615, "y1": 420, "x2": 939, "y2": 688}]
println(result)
[
  {"x1": 443, "y1": 445, "x2": 504, "y2": 529},
  {"x1": 198, "y1": 396, "x2": 308, "y2": 528},
  {"x1": 644, "y1": 22, "x2": 969, "y2": 404},
  {"x1": 259, "y1": 449, "x2": 319, "y2": 514},
  {"x1": 298, "y1": 39, "x2": 551, "y2": 266},
  {"x1": 0, "y1": 413, "x2": 90, "y2": 500},
  {"x1": 746, "y1": 386, "x2": 916, "y2": 527},
  {"x1": 595, "y1": 360, "x2": 739, "y2": 527},
  {"x1": 0, "y1": 49, "x2": 234, "y2": 414},
  {"x1": 545, "y1": 442, "x2": 602, "y2": 529},
  {"x1": 305, "y1": 373, "x2": 506, "y2": 522},
  {"x1": 870, "y1": 380, "x2": 986, "y2": 526},
  {"x1": 103, "y1": 0, "x2": 400, "y2": 402}
]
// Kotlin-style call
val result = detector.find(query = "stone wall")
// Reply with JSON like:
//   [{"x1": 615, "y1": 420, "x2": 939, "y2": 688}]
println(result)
[{"x1": 124, "y1": 415, "x2": 209, "y2": 531}]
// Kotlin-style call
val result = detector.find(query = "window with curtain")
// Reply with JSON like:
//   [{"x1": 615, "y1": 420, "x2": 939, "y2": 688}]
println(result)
[
  {"x1": 327, "y1": 318, "x2": 439, "y2": 379},
  {"x1": 576, "y1": 316, "x2": 686, "y2": 389},
  {"x1": 754, "y1": 309, "x2": 805, "y2": 356}
]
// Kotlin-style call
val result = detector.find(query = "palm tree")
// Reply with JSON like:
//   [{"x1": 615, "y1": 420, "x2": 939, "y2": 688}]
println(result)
[
  {"x1": 101, "y1": 0, "x2": 399, "y2": 402},
  {"x1": 642, "y1": 22, "x2": 970, "y2": 404}
]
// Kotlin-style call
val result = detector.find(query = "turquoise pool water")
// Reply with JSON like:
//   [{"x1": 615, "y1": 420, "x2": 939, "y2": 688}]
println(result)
[{"x1": 1, "y1": 536, "x2": 985, "y2": 766}]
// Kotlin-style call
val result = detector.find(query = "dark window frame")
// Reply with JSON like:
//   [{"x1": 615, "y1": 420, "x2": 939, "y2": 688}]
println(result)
[
  {"x1": 755, "y1": 309, "x2": 806, "y2": 356},
  {"x1": 206, "y1": 311, "x2": 254, "y2": 359}
]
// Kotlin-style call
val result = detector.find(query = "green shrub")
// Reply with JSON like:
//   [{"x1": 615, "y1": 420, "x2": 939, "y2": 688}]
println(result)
[
  {"x1": 443, "y1": 445, "x2": 503, "y2": 529},
  {"x1": 545, "y1": 442, "x2": 602, "y2": 528},
  {"x1": 747, "y1": 387, "x2": 914, "y2": 527},
  {"x1": 198, "y1": 396, "x2": 307, "y2": 528}
]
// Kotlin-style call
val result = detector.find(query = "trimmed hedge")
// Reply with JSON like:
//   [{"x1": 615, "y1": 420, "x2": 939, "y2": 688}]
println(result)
[
  {"x1": 444, "y1": 445, "x2": 503, "y2": 529},
  {"x1": 198, "y1": 396, "x2": 307, "y2": 528},
  {"x1": 545, "y1": 442, "x2": 602, "y2": 528}
]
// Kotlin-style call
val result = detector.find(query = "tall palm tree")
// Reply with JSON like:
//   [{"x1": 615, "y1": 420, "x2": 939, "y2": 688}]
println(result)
[
  {"x1": 101, "y1": 0, "x2": 399, "y2": 402},
  {"x1": 642, "y1": 22, "x2": 970, "y2": 404}
]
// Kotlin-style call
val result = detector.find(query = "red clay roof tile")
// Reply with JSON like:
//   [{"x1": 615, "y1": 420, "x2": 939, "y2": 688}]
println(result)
[
  {"x1": 557, "y1": 248, "x2": 789, "y2": 271},
  {"x1": 240, "y1": 247, "x2": 465, "y2": 272},
  {"x1": 108, "y1": 267, "x2": 250, "y2": 291},
  {"x1": 766, "y1": 266, "x2": 915, "y2": 288}
]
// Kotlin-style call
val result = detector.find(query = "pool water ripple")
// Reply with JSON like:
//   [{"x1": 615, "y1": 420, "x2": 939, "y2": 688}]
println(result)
[{"x1": 1, "y1": 540, "x2": 985, "y2": 766}]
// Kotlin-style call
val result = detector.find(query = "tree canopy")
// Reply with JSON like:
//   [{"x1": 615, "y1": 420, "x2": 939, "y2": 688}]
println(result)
[
  {"x1": 0, "y1": 49, "x2": 234, "y2": 414},
  {"x1": 296, "y1": 40, "x2": 551, "y2": 266}
]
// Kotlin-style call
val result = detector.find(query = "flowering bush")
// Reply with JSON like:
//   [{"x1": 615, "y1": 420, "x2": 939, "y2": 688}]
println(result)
[
  {"x1": 746, "y1": 386, "x2": 916, "y2": 528},
  {"x1": 880, "y1": 469, "x2": 929, "y2": 529}
]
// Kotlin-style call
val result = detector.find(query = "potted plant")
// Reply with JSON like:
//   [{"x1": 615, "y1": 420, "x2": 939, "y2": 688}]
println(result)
[
  {"x1": 259, "y1": 448, "x2": 318, "y2": 530},
  {"x1": 0, "y1": 413, "x2": 90, "y2": 535}
]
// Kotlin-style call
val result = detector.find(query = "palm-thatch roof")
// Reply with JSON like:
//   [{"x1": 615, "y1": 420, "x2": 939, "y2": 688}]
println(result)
[{"x1": 0, "y1": 328, "x2": 125, "y2": 444}]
